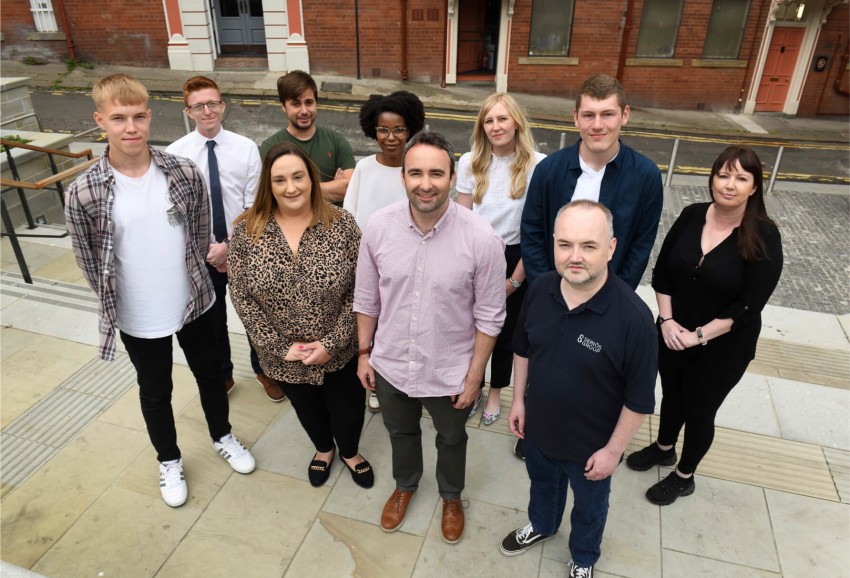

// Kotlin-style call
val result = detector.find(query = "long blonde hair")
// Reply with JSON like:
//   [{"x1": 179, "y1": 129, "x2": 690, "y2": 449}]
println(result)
[
  {"x1": 235, "y1": 142, "x2": 339, "y2": 243},
  {"x1": 469, "y1": 93, "x2": 537, "y2": 205}
]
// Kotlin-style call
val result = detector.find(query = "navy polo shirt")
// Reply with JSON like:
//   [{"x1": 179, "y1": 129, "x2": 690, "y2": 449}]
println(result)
[{"x1": 514, "y1": 269, "x2": 657, "y2": 464}]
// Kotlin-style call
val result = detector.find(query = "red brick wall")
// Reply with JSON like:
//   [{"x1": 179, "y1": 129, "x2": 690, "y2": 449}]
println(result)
[
  {"x1": 796, "y1": 4, "x2": 849, "y2": 116},
  {"x1": 63, "y1": 0, "x2": 169, "y2": 66},
  {"x1": 0, "y1": 1, "x2": 168, "y2": 66},
  {"x1": 0, "y1": 2, "x2": 70, "y2": 62},
  {"x1": 304, "y1": 0, "x2": 444, "y2": 83},
  {"x1": 506, "y1": 0, "x2": 770, "y2": 112},
  {"x1": 506, "y1": 0, "x2": 623, "y2": 98}
]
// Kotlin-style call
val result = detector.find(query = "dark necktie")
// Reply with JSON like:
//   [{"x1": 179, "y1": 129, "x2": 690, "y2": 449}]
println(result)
[{"x1": 206, "y1": 140, "x2": 227, "y2": 242}]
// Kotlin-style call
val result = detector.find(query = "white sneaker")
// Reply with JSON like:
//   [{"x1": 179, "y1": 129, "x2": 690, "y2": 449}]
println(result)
[
  {"x1": 213, "y1": 433, "x2": 256, "y2": 474},
  {"x1": 159, "y1": 458, "x2": 187, "y2": 507},
  {"x1": 367, "y1": 391, "x2": 381, "y2": 412}
]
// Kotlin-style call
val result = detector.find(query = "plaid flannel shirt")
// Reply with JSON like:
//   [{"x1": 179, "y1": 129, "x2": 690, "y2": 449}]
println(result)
[{"x1": 64, "y1": 146, "x2": 214, "y2": 360}]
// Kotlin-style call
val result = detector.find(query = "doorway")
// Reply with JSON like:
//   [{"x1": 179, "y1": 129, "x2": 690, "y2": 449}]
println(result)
[
  {"x1": 755, "y1": 27, "x2": 805, "y2": 112},
  {"x1": 456, "y1": 0, "x2": 501, "y2": 80},
  {"x1": 213, "y1": 0, "x2": 267, "y2": 55}
]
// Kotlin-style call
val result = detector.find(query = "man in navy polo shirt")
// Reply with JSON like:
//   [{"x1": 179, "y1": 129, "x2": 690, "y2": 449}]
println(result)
[{"x1": 499, "y1": 200, "x2": 657, "y2": 578}]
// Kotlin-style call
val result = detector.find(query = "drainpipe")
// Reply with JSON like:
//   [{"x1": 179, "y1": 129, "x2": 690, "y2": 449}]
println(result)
[
  {"x1": 355, "y1": 0, "x2": 361, "y2": 79},
  {"x1": 440, "y1": 0, "x2": 447, "y2": 87},
  {"x1": 401, "y1": 0, "x2": 409, "y2": 81},
  {"x1": 54, "y1": 0, "x2": 76, "y2": 60},
  {"x1": 834, "y1": 39, "x2": 849, "y2": 96},
  {"x1": 615, "y1": 0, "x2": 634, "y2": 81}
]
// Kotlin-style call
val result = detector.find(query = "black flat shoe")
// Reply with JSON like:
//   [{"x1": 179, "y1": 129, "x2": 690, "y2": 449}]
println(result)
[
  {"x1": 308, "y1": 449, "x2": 335, "y2": 487},
  {"x1": 340, "y1": 455, "x2": 374, "y2": 489}
]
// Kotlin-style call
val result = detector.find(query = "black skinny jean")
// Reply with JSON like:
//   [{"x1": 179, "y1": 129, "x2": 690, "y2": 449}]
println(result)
[
  {"x1": 277, "y1": 356, "x2": 365, "y2": 460},
  {"x1": 120, "y1": 307, "x2": 231, "y2": 463}
]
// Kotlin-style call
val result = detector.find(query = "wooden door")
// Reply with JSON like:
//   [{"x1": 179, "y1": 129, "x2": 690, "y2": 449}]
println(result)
[
  {"x1": 756, "y1": 27, "x2": 805, "y2": 112},
  {"x1": 458, "y1": 0, "x2": 487, "y2": 73}
]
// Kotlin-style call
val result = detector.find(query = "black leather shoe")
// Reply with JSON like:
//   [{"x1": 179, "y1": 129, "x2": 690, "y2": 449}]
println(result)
[
  {"x1": 308, "y1": 449, "x2": 335, "y2": 487},
  {"x1": 340, "y1": 455, "x2": 374, "y2": 489}
]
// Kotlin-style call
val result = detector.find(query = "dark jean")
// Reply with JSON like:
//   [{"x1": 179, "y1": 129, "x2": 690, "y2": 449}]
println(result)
[
  {"x1": 208, "y1": 266, "x2": 263, "y2": 377},
  {"x1": 525, "y1": 436, "x2": 611, "y2": 567},
  {"x1": 120, "y1": 307, "x2": 231, "y2": 463}
]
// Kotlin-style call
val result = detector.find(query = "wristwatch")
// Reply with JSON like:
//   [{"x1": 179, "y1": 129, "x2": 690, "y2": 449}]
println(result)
[
  {"x1": 696, "y1": 326, "x2": 708, "y2": 346},
  {"x1": 508, "y1": 277, "x2": 522, "y2": 289}
]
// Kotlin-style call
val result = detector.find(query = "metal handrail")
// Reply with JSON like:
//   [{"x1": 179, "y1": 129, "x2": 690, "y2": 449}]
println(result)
[{"x1": 1, "y1": 139, "x2": 96, "y2": 284}]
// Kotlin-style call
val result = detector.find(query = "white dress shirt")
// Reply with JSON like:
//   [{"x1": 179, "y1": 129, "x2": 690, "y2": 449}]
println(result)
[{"x1": 166, "y1": 127, "x2": 261, "y2": 238}]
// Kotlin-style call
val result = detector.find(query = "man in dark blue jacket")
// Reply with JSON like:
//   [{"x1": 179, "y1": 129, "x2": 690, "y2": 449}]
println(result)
[{"x1": 521, "y1": 74, "x2": 662, "y2": 290}]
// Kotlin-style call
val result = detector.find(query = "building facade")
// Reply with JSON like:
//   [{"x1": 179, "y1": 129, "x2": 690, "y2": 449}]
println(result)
[{"x1": 2, "y1": 0, "x2": 847, "y2": 116}]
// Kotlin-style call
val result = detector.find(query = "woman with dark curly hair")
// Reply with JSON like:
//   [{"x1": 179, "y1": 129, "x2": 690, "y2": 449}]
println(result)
[
  {"x1": 343, "y1": 90, "x2": 425, "y2": 231},
  {"x1": 344, "y1": 90, "x2": 425, "y2": 412},
  {"x1": 626, "y1": 145, "x2": 783, "y2": 505}
]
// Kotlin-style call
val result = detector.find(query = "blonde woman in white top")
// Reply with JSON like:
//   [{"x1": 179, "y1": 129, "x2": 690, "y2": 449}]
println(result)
[{"x1": 456, "y1": 93, "x2": 545, "y2": 426}]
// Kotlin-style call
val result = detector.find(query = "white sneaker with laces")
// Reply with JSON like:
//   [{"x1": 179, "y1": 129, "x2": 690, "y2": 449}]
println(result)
[
  {"x1": 159, "y1": 458, "x2": 187, "y2": 507},
  {"x1": 213, "y1": 433, "x2": 256, "y2": 474}
]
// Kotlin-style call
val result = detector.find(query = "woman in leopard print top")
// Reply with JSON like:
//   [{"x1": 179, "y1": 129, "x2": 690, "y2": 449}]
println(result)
[{"x1": 228, "y1": 142, "x2": 373, "y2": 489}]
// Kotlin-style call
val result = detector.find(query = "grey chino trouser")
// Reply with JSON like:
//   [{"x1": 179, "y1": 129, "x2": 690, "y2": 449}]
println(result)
[{"x1": 374, "y1": 372, "x2": 469, "y2": 500}]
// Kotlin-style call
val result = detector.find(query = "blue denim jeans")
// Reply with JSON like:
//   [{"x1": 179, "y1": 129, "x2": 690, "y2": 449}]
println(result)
[{"x1": 525, "y1": 436, "x2": 611, "y2": 567}]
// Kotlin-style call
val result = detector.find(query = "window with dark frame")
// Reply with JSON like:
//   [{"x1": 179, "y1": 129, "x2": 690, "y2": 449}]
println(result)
[
  {"x1": 527, "y1": 0, "x2": 576, "y2": 57},
  {"x1": 635, "y1": 0, "x2": 685, "y2": 59},
  {"x1": 703, "y1": 0, "x2": 751, "y2": 59}
]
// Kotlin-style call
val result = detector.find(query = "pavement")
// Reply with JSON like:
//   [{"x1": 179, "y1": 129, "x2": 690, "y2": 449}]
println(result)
[{"x1": 1, "y1": 60, "x2": 849, "y2": 577}]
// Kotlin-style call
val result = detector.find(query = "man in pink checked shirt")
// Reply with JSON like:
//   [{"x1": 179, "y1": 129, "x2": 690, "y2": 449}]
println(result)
[{"x1": 354, "y1": 131, "x2": 506, "y2": 545}]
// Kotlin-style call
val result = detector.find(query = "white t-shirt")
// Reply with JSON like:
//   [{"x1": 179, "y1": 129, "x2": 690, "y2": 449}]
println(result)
[
  {"x1": 111, "y1": 162, "x2": 191, "y2": 338},
  {"x1": 456, "y1": 150, "x2": 546, "y2": 245},
  {"x1": 343, "y1": 154, "x2": 405, "y2": 230},
  {"x1": 571, "y1": 154, "x2": 606, "y2": 202}
]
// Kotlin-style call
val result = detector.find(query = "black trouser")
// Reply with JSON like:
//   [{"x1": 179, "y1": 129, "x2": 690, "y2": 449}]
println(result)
[
  {"x1": 208, "y1": 265, "x2": 263, "y2": 377},
  {"x1": 120, "y1": 307, "x2": 231, "y2": 463},
  {"x1": 656, "y1": 351, "x2": 749, "y2": 474},
  {"x1": 481, "y1": 243, "x2": 526, "y2": 390},
  {"x1": 277, "y1": 356, "x2": 365, "y2": 459}
]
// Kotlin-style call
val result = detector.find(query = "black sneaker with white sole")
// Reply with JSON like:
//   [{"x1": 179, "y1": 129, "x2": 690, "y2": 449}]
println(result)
[
  {"x1": 499, "y1": 523, "x2": 554, "y2": 556},
  {"x1": 513, "y1": 438, "x2": 525, "y2": 460},
  {"x1": 568, "y1": 559, "x2": 594, "y2": 577}
]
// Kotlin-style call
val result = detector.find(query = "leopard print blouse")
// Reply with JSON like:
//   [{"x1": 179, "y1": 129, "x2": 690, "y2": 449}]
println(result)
[{"x1": 228, "y1": 206, "x2": 360, "y2": 385}]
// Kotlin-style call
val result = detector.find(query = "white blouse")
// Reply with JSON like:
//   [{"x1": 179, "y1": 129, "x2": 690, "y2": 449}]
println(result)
[
  {"x1": 456, "y1": 150, "x2": 546, "y2": 245},
  {"x1": 343, "y1": 154, "x2": 405, "y2": 230}
]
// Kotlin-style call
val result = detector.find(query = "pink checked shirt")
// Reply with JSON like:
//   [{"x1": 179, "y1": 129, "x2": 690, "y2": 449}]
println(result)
[{"x1": 354, "y1": 200, "x2": 506, "y2": 397}]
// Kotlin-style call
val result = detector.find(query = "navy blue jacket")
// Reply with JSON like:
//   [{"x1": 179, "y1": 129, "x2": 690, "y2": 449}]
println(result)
[{"x1": 520, "y1": 139, "x2": 663, "y2": 289}]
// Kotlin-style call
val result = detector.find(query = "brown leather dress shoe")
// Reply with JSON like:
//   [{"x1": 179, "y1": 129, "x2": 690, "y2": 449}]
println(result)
[
  {"x1": 380, "y1": 488, "x2": 415, "y2": 532},
  {"x1": 441, "y1": 498, "x2": 465, "y2": 544},
  {"x1": 257, "y1": 374, "x2": 286, "y2": 402},
  {"x1": 224, "y1": 377, "x2": 235, "y2": 395}
]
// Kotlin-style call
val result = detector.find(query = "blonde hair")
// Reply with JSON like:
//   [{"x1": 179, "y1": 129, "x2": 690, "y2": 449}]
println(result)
[
  {"x1": 92, "y1": 74, "x2": 149, "y2": 110},
  {"x1": 469, "y1": 93, "x2": 537, "y2": 205},
  {"x1": 235, "y1": 142, "x2": 339, "y2": 244}
]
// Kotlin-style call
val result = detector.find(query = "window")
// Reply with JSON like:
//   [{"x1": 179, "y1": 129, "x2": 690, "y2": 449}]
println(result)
[
  {"x1": 635, "y1": 0, "x2": 684, "y2": 58},
  {"x1": 29, "y1": 0, "x2": 58, "y2": 33},
  {"x1": 775, "y1": 0, "x2": 807, "y2": 22},
  {"x1": 703, "y1": 0, "x2": 751, "y2": 59},
  {"x1": 527, "y1": 0, "x2": 575, "y2": 57}
]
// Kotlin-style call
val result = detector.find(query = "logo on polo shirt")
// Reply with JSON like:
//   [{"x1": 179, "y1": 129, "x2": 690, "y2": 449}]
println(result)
[{"x1": 577, "y1": 334, "x2": 602, "y2": 353}]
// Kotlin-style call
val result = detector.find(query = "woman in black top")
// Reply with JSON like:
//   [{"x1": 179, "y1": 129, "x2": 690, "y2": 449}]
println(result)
[{"x1": 626, "y1": 145, "x2": 783, "y2": 505}]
